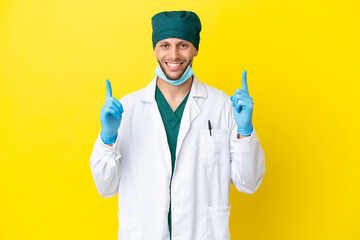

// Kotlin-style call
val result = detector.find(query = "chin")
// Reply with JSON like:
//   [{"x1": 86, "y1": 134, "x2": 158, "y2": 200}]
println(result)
[
  {"x1": 165, "y1": 70, "x2": 185, "y2": 80},
  {"x1": 166, "y1": 75, "x2": 182, "y2": 81}
]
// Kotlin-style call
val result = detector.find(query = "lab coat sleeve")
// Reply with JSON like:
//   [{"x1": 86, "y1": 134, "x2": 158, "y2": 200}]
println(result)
[
  {"x1": 89, "y1": 131, "x2": 121, "y2": 198},
  {"x1": 228, "y1": 101, "x2": 265, "y2": 194}
]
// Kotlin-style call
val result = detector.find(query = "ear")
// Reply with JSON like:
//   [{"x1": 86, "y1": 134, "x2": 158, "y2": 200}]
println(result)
[{"x1": 194, "y1": 49, "x2": 198, "y2": 57}]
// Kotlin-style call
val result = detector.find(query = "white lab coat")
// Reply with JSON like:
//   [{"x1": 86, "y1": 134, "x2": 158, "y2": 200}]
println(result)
[{"x1": 90, "y1": 75, "x2": 265, "y2": 240}]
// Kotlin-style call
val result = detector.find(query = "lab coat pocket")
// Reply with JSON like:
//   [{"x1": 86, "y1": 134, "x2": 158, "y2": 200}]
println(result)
[
  {"x1": 118, "y1": 214, "x2": 142, "y2": 240},
  {"x1": 206, "y1": 205, "x2": 231, "y2": 240},
  {"x1": 200, "y1": 129, "x2": 230, "y2": 166}
]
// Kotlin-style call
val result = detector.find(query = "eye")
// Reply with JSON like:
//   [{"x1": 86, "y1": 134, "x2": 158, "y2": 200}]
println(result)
[
  {"x1": 180, "y1": 44, "x2": 188, "y2": 48},
  {"x1": 160, "y1": 44, "x2": 168, "y2": 48}
]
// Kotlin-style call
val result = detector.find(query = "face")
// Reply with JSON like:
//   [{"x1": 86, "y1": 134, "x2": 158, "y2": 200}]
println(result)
[{"x1": 154, "y1": 38, "x2": 198, "y2": 80}]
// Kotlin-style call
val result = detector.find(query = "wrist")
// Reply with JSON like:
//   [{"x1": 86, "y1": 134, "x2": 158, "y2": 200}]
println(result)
[
  {"x1": 237, "y1": 124, "x2": 253, "y2": 136},
  {"x1": 237, "y1": 133, "x2": 251, "y2": 139},
  {"x1": 100, "y1": 131, "x2": 118, "y2": 144}
]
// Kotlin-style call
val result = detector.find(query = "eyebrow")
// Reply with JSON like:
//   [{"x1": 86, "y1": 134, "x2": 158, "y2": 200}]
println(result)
[{"x1": 159, "y1": 41, "x2": 188, "y2": 45}]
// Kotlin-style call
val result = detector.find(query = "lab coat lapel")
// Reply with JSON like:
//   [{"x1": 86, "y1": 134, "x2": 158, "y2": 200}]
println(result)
[
  {"x1": 139, "y1": 75, "x2": 165, "y2": 134},
  {"x1": 149, "y1": 103, "x2": 167, "y2": 139},
  {"x1": 176, "y1": 75, "x2": 207, "y2": 160},
  {"x1": 140, "y1": 76, "x2": 172, "y2": 173}
]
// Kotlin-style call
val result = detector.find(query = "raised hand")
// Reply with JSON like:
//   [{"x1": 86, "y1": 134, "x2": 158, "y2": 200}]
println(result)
[
  {"x1": 230, "y1": 70, "x2": 254, "y2": 136},
  {"x1": 100, "y1": 79, "x2": 124, "y2": 144}
]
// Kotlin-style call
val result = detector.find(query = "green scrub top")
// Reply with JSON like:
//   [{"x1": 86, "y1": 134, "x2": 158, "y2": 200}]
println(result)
[{"x1": 155, "y1": 85, "x2": 190, "y2": 240}]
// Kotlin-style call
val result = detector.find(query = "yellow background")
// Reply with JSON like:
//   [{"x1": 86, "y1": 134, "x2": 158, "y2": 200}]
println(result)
[{"x1": 1, "y1": 0, "x2": 359, "y2": 239}]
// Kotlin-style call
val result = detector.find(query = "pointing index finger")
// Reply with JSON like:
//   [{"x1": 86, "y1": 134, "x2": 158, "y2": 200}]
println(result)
[
  {"x1": 106, "y1": 79, "x2": 112, "y2": 99},
  {"x1": 242, "y1": 70, "x2": 248, "y2": 92}
]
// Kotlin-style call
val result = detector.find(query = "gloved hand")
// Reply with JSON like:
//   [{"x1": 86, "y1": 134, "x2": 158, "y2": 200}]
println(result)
[
  {"x1": 100, "y1": 79, "x2": 124, "y2": 144},
  {"x1": 230, "y1": 70, "x2": 254, "y2": 136}
]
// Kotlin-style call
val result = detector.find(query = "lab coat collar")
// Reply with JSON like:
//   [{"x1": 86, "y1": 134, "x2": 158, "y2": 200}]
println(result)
[{"x1": 140, "y1": 74, "x2": 207, "y2": 103}]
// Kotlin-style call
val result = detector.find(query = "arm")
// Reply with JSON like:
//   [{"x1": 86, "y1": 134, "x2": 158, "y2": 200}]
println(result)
[
  {"x1": 230, "y1": 124, "x2": 265, "y2": 194},
  {"x1": 229, "y1": 70, "x2": 265, "y2": 193},
  {"x1": 89, "y1": 79, "x2": 123, "y2": 198},
  {"x1": 90, "y1": 132, "x2": 122, "y2": 198}
]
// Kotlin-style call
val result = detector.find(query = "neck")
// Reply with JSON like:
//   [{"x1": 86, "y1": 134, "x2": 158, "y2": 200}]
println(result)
[{"x1": 156, "y1": 75, "x2": 193, "y2": 111}]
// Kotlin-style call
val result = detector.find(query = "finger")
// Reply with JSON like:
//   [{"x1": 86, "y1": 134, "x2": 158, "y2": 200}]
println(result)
[
  {"x1": 109, "y1": 101, "x2": 122, "y2": 115},
  {"x1": 106, "y1": 79, "x2": 112, "y2": 99},
  {"x1": 109, "y1": 105, "x2": 122, "y2": 117},
  {"x1": 114, "y1": 100, "x2": 124, "y2": 113},
  {"x1": 234, "y1": 89, "x2": 248, "y2": 98},
  {"x1": 108, "y1": 97, "x2": 123, "y2": 112},
  {"x1": 119, "y1": 102, "x2": 124, "y2": 113},
  {"x1": 235, "y1": 99, "x2": 245, "y2": 112},
  {"x1": 233, "y1": 94, "x2": 247, "y2": 107},
  {"x1": 237, "y1": 98, "x2": 253, "y2": 111},
  {"x1": 237, "y1": 92, "x2": 252, "y2": 101},
  {"x1": 105, "y1": 106, "x2": 121, "y2": 119},
  {"x1": 235, "y1": 98, "x2": 251, "y2": 111},
  {"x1": 235, "y1": 93, "x2": 247, "y2": 101},
  {"x1": 242, "y1": 70, "x2": 248, "y2": 92},
  {"x1": 231, "y1": 89, "x2": 241, "y2": 106},
  {"x1": 235, "y1": 100, "x2": 242, "y2": 112},
  {"x1": 230, "y1": 95, "x2": 237, "y2": 105}
]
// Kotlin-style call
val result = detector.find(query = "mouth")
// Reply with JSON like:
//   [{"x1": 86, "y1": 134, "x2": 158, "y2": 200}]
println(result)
[{"x1": 165, "y1": 62, "x2": 184, "y2": 71}]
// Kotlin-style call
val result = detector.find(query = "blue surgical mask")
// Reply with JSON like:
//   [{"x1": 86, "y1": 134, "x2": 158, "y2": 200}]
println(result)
[{"x1": 155, "y1": 62, "x2": 194, "y2": 86}]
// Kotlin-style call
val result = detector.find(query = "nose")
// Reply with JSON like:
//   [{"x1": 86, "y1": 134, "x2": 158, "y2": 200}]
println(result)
[{"x1": 170, "y1": 47, "x2": 180, "y2": 60}]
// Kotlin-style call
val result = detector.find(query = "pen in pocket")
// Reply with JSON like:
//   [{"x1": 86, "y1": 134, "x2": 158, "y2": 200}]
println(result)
[{"x1": 208, "y1": 120, "x2": 212, "y2": 136}]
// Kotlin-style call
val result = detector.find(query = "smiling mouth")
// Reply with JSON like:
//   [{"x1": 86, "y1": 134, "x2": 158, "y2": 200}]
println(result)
[{"x1": 165, "y1": 62, "x2": 184, "y2": 70}]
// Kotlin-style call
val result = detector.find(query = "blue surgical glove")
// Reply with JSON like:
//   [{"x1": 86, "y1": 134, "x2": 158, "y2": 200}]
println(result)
[
  {"x1": 230, "y1": 70, "x2": 254, "y2": 136},
  {"x1": 100, "y1": 79, "x2": 124, "y2": 144}
]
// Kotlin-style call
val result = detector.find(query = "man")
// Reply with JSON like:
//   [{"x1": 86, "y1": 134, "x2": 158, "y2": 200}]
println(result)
[{"x1": 90, "y1": 10, "x2": 265, "y2": 240}]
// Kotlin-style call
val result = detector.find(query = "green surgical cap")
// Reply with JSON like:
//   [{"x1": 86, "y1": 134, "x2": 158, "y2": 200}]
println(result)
[{"x1": 151, "y1": 11, "x2": 202, "y2": 50}]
